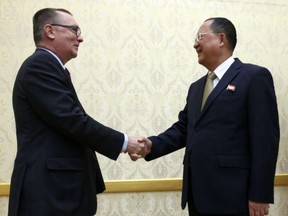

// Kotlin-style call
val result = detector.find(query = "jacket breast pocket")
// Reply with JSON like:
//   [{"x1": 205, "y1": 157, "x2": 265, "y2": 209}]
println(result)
[{"x1": 217, "y1": 155, "x2": 250, "y2": 169}]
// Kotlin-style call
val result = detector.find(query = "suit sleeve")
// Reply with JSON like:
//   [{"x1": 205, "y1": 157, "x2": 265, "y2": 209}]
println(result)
[
  {"x1": 20, "y1": 59, "x2": 123, "y2": 160},
  {"x1": 145, "y1": 100, "x2": 188, "y2": 161},
  {"x1": 247, "y1": 67, "x2": 280, "y2": 203}
]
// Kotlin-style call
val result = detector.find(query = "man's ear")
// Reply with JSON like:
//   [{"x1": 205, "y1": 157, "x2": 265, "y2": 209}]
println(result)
[
  {"x1": 43, "y1": 24, "x2": 55, "y2": 40},
  {"x1": 219, "y1": 33, "x2": 226, "y2": 47}
]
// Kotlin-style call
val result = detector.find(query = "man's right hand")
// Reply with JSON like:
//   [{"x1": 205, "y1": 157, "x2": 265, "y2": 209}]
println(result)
[{"x1": 126, "y1": 136, "x2": 152, "y2": 161}]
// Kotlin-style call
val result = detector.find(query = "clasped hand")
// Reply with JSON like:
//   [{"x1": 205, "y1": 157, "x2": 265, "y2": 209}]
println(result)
[{"x1": 126, "y1": 136, "x2": 152, "y2": 161}]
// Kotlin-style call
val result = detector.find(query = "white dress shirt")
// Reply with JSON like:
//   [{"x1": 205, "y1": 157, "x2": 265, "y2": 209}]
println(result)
[{"x1": 213, "y1": 56, "x2": 235, "y2": 88}]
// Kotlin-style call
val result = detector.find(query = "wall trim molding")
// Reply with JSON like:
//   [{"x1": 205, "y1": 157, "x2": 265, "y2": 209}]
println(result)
[{"x1": 1, "y1": 174, "x2": 287, "y2": 196}]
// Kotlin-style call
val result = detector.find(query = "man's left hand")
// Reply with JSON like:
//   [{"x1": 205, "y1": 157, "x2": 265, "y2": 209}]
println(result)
[{"x1": 249, "y1": 200, "x2": 269, "y2": 216}]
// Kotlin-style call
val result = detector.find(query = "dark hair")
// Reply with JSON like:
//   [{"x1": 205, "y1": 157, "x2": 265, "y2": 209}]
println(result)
[
  {"x1": 33, "y1": 8, "x2": 72, "y2": 44},
  {"x1": 205, "y1": 17, "x2": 237, "y2": 51}
]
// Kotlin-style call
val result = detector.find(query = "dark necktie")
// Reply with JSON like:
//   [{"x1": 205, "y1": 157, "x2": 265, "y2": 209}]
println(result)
[
  {"x1": 201, "y1": 71, "x2": 217, "y2": 110},
  {"x1": 64, "y1": 68, "x2": 71, "y2": 78}
]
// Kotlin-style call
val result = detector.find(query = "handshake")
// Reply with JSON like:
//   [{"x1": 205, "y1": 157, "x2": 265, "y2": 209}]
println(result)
[{"x1": 126, "y1": 136, "x2": 152, "y2": 161}]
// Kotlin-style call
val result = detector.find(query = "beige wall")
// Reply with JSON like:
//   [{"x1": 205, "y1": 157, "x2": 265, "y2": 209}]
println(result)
[{"x1": 0, "y1": 0, "x2": 287, "y2": 215}]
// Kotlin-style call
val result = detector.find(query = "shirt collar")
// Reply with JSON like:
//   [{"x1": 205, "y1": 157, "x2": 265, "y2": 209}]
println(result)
[
  {"x1": 214, "y1": 57, "x2": 235, "y2": 80},
  {"x1": 37, "y1": 47, "x2": 65, "y2": 70}
]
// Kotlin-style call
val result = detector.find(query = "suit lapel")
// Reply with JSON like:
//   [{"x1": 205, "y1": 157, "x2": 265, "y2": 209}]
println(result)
[
  {"x1": 196, "y1": 59, "x2": 242, "y2": 122},
  {"x1": 192, "y1": 76, "x2": 207, "y2": 125},
  {"x1": 185, "y1": 75, "x2": 207, "y2": 130},
  {"x1": 64, "y1": 68, "x2": 86, "y2": 111}
]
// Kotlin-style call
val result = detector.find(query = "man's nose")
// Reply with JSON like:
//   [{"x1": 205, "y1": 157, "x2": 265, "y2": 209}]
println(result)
[
  {"x1": 193, "y1": 40, "x2": 199, "y2": 49},
  {"x1": 78, "y1": 35, "x2": 84, "y2": 42}
]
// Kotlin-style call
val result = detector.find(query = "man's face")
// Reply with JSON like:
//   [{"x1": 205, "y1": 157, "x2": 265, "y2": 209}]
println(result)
[
  {"x1": 52, "y1": 11, "x2": 83, "y2": 64},
  {"x1": 193, "y1": 20, "x2": 221, "y2": 70}
]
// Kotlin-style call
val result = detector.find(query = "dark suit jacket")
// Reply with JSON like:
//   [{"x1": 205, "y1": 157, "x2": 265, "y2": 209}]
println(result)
[
  {"x1": 146, "y1": 58, "x2": 279, "y2": 215},
  {"x1": 9, "y1": 49, "x2": 124, "y2": 216}
]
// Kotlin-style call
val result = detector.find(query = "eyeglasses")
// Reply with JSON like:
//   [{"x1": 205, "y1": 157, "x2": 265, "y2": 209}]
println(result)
[
  {"x1": 195, "y1": 32, "x2": 219, "y2": 42},
  {"x1": 50, "y1": 24, "x2": 81, "y2": 37}
]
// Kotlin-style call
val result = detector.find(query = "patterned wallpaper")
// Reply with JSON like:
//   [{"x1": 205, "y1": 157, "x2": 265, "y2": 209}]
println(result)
[{"x1": 0, "y1": 0, "x2": 287, "y2": 215}]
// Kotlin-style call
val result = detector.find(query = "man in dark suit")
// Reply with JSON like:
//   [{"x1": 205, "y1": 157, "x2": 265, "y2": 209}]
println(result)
[
  {"x1": 137, "y1": 17, "x2": 279, "y2": 216},
  {"x1": 9, "y1": 8, "x2": 149, "y2": 216}
]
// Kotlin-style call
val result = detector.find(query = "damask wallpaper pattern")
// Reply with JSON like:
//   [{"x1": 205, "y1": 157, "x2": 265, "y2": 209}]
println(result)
[{"x1": 0, "y1": 0, "x2": 287, "y2": 215}]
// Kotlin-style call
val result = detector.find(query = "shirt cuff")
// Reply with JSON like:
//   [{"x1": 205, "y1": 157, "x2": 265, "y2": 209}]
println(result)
[{"x1": 121, "y1": 134, "x2": 128, "y2": 153}]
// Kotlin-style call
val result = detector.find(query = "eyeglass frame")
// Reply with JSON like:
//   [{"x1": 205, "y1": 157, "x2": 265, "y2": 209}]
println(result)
[
  {"x1": 195, "y1": 32, "x2": 221, "y2": 42},
  {"x1": 50, "y1": 24, "x2": 81, "y2": 38}
]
